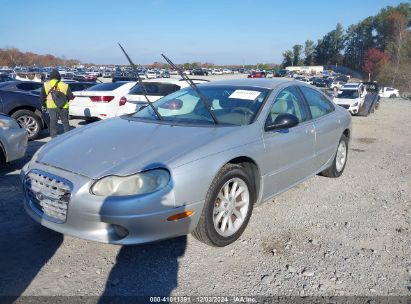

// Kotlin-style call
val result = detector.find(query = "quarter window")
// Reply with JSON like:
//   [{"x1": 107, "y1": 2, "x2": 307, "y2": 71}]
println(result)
[
  {"x1": 300, "y1": 86, "x2": 334, "y2": 119},
  {"x1": 267, "y1": 86, "x2": 307, "y2": 124}
]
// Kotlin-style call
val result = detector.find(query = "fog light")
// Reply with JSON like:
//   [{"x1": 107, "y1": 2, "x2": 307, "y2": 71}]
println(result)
[{"x1": 112, "y1": 224, "x2": 129, "y2": 238}]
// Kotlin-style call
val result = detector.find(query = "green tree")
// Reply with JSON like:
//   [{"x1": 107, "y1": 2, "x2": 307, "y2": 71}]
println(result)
[
  {"x1": 304, "y1": 40, "x2": 315, "y2": 65},
  {"x1": 292, "y1": 44, "x2": 303, "y2": 66},
  {"x1": 282, "y1": 50, "x2": 293, "y2": 67}
]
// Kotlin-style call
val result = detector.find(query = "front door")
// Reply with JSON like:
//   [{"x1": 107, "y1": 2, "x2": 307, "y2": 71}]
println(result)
[{"x1": 261, "y1": 86, "x2": 316, "y2": 198}]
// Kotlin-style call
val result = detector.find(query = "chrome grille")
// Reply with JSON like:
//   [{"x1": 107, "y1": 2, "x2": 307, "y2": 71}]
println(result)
[{"x1": 24, "y1": 170, "x2": 72, "y2": 223}]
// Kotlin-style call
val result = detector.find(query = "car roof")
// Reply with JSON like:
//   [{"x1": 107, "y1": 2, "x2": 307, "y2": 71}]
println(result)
[{"x1": 198, "y1": 78, "x2": 293, "y2": 89}]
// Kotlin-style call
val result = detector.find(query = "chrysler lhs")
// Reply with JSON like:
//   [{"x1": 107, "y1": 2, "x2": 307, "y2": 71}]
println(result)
[{"x1": 21, "y1": 79, "x2": 351, "y2": 247}]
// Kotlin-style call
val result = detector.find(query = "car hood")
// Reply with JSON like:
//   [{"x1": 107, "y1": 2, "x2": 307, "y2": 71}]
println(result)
[
  {"x1": 36, "y1": 117, "x2": 247, "y2": 179},
  {"x1": 334, "y1": 98, "x2": 360, "y2": 105}
]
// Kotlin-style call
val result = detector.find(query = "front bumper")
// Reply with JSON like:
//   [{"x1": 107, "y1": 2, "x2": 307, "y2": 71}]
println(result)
[
  {"x1": 21, "y1": 162, "x2": 203, "y2": 245},
  {"x1": 69, "y1": 105, "x2": 111, "y2": 119},
  {"x1": 1, "y1": 127, "x2": 28, "y2": 162},
  {"x1": 337, "y1": 104, "x2": 359, "y2": 115}
]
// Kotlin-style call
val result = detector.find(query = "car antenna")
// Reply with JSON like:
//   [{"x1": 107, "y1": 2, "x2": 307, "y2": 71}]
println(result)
[
  {"x1": 118, "y1": 43, "x2": 162, "y2": 120},
  {"x1": 161, "y1": 53, "x2": 219, "y2": 125}
]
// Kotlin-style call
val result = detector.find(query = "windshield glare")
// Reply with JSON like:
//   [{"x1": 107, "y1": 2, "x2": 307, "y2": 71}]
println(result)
[
  {"x1": 338, "y1": 90, "x2": 359, "y2": 99},
  {"x1": 132, "y1": 85, "x2": 270, "y2": 126}
]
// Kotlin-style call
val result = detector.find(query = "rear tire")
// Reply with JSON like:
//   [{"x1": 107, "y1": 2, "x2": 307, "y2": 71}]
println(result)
[
  {"x1": 389, "y1": 94, "x2": 396, "y2": 98},
  {"x1": 11, "y1": 109, "x2": 42, "y2": 140},
  {"x1": 192, "y1": 164, "x2": 255, "y2": 247},
  {"x1": 321, "y1": 135, "x2": 348, "y2": 178}
]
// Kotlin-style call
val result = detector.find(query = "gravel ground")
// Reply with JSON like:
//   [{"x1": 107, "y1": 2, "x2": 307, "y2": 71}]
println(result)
[{"x1": 0, "y1": 83, "x2": 410, "y2": 299}]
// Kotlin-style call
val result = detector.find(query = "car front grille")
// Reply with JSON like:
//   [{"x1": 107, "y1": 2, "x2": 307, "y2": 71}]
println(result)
[
  {"x1": 24, "y1": 170, "x2": 72, "y2": 223},
  {"x1": 339, "y1": 104, "x2": 350, "y2": 109}
]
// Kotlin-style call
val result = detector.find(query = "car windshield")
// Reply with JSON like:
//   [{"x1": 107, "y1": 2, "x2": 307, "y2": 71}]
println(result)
[
  {"x1": 132, "y1": 85, "x2": 270, "y2": 126},
  {"x1": 338, "y1": 90, "x2": 359, "y2": 99}
]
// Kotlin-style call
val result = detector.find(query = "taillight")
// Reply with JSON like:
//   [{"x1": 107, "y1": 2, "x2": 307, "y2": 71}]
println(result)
[
  {"x1": 119, "y1": 96, "x2": 127, "y2": 106},
  {"x1": 90, "y1": 96, "x2": 114, "y2": 102}
]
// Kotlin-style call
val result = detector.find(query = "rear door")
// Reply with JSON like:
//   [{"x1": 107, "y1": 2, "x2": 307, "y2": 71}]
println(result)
[
  {"x1": 299, "y1": 86, "x2": 341, "y2": 171},
  {"x1": 261, "y1": 86, "x2": 316, "y2": 197}
]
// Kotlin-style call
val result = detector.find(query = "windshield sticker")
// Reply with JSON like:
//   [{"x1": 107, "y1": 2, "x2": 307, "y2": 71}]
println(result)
[{"x1": 229, "y1": 90, "x2": 261, "y2": 100}]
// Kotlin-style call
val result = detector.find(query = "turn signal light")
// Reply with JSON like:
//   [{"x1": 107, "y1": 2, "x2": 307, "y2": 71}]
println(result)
[
  {"x1": 90, "y1": 96, "x2": 114, "y2": 102},
  {"x1": 167, "y1": 211, "x2": 194, "y2": 221}
]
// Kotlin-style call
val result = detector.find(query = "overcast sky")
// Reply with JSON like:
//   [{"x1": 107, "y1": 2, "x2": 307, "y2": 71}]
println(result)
[{"x1": 0, "y1": 0, "x2": 404, "y2": 65}]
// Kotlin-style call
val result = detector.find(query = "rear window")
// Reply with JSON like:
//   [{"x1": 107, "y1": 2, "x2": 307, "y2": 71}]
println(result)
[
  {"x1": 129, "y1": 83, "x2": 181, "y2": 96},
  {"x1": 85, "y1": 82, "x2": 124, "y2": 91}
]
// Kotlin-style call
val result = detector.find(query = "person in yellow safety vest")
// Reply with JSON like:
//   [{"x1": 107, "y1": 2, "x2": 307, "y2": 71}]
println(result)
[{"x1": 40, "y1": 69, "x2": 74, "y2": 138}]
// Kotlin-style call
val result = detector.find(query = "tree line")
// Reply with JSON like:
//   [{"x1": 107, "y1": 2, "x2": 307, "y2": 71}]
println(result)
[
  {"x1": 0, "y1": 47, "x2": 80, "y2": 68},
  {"x1": 282, "y1": 3, "x2": 411, "y2": 91}
]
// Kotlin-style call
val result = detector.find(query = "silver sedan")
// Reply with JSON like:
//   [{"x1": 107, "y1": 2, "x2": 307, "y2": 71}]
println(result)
[
  {"x1": 21, "y1": 79, "x2": 351, "y2": 247},
  {"x1": 0, "y1": 114, "x2": 28, "y2": 163}
]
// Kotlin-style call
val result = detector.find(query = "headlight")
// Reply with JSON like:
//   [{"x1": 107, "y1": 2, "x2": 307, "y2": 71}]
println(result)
[
  {"x1": 352, "y1": 102, "x2": 358, "y2": 106},
  {"x1": 0, "y1": 117, "x2": 20, "y2": 130},
  {"x1": 91, "y1": 169, "x2": 170, "y2": 196}
]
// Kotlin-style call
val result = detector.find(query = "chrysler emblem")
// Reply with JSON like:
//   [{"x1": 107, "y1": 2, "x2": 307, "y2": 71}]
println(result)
[{"x1": 36, "y1": 192, "x2": 44, "y2": 201}]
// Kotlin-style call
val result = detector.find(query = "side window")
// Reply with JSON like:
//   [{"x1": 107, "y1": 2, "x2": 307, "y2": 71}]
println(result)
[
  {"x1": 267, "y1": 86, "x2": 307, "y2": 124},
  {"x1": 300, "y1": 86, "x2": 334, "y2": 119},
  {"x1": 16, "y1": 83, "x2": 41, "y2": 91}
]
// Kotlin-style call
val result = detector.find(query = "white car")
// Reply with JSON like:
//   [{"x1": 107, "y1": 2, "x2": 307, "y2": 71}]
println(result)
[
  {"x1": 329, "y1": 81, "x2": 346, "y2": 91},
  {"x1": 334, "y1": 87, "x2": 365, "y2": 115},
  {"x1": 69, "y1": 82, "x2": 136, "y2": 120},
  {"x1": 145, "y1": 70, "x2": 157, "y2": 79},
  {"x1": 212, "y1": 69, "x2": 223, "y2": 75},
  {"x1": 379, "y1": 87, "x2": 400, "y2": 98},
  {"x1": 222, "y1": 69, "x2": 232, "y2": 74},
  {"x1": 116, "y1": 79, "x2": 208, "y2": 116}
]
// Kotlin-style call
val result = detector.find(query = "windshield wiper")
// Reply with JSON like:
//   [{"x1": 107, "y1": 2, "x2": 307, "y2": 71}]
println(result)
[
  {"x1": 161, "y1": 53, "x2": 219, "y2": 125},
  {"x1": 118, "y1": 43, "x2": 162, "y2": 120}
]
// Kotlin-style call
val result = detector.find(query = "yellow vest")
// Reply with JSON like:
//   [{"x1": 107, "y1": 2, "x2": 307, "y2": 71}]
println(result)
[{"x1": 44, "y1": 80, "x2": 69, "y2": 109}]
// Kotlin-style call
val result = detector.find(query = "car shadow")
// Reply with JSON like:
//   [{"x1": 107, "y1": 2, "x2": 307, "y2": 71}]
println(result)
[
  {"x1": 0, "y1": 173, "x2": 63, "y2": 303},
  {"x1": 101, "y1": 236, "x2": 187, "y2": 299}
]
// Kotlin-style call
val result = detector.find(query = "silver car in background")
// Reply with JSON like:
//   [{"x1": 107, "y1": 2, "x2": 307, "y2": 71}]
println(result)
[
  {"x1": 21, "y1": 79, "x2": 351, "y2": 247},
  {"x1": 0, "y1": 114, "x2": 28, "y2": 163}
]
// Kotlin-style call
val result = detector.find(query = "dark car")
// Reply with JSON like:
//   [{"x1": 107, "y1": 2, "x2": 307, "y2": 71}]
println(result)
[
  {"x1": 31, "y1": 82, "x2": 95, "y2": 96},
  {"x1": 112, "y1": 75, "x2": 139, "y2": 82},
  {"x1": 0, "y1": 75, "x2": 16, "y2": 83},
  {"x1": 335, "y1": 75, "x2": 349, "y2": 82},
  {"x1": 313, "y1": 78, "x2": 329, "y2": 87},
  {"x1": 191, "y1": 68, "x2": 209, "y2": 76},
  {"x1": 248, "y1": 71, "x2": 266, "y2": 78},
  {"x1": 0, "y1": 81, "x2": 43, "y2": 92},
  {"x1": 0, "y1": 81, "x2": 46, "y2": 140},
  {"x1": 274, "y1": 69, "x2": 289, "y2": 77}
]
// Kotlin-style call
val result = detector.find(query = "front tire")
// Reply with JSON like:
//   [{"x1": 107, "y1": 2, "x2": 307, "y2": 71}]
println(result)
[
  {"x1": 321, "y1": 134, "x2": 348, "y2": 178},
  {"x1": 192, "y1": 164, "x2": 255, "y2": 247},
  {"x1": 390, "y1": 94, "x2": 396, "y2": 98},
  {"x1": 11, "y1": 109, "x2": 42, "y2": 140}
]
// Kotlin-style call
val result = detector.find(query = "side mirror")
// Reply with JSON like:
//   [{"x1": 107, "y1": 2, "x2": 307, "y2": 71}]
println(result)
[{"x1": 265, "y1": 113, "x2": 299, "y2": 132}]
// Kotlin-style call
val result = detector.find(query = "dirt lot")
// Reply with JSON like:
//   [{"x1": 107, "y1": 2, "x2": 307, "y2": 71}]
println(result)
[{"x1": 0, "y1": 86, "x2": 410, "y2": 299}]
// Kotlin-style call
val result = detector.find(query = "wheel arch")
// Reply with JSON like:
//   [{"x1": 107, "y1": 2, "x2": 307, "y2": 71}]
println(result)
[
  {"x1": 9, "y1": 106, "x2": 46, "y2": 128},
  {"x1": 225, "y1": 156, "x2": 262, "y2": 204},
  {"x1": 0, "y1": 141, "x2": 6, "y2": 162},
  {"x1": 343, "y1": 128, "x2": 350, "y2": 142}
]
